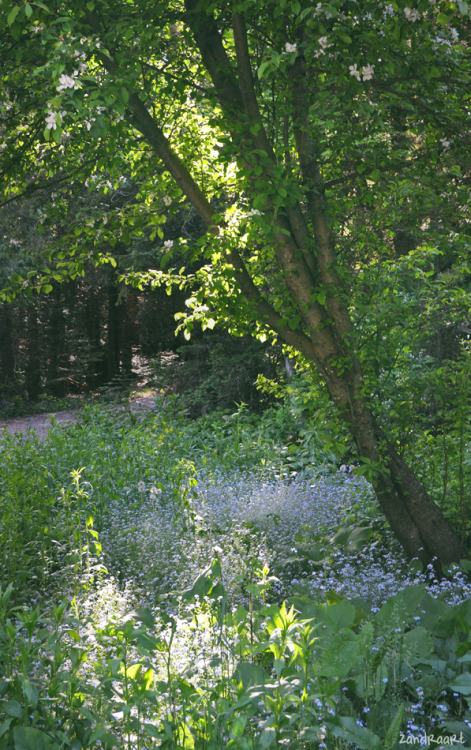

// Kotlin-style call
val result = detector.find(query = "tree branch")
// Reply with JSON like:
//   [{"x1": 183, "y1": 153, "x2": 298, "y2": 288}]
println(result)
[{"x1": 184, "y1": 0, "x2": 244, "y2": 113}]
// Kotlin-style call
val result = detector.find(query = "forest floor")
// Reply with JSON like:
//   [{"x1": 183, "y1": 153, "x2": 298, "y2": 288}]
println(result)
[{"x1": 0, "y1": 394, "x2": 159, "y2": 441}]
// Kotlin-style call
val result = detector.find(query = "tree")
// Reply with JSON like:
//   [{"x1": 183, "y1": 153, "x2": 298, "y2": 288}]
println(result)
[{"x1": 1, "y1": 0, "x2": 470, "y2": 566}]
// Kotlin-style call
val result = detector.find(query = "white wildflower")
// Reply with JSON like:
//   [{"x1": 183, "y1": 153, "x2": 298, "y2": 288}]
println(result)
[
  {"x1": 440, "y1": 138, "x2": 451, "y2": 150},
  {"x1": 150, "y1": 486, "x2": 162, "y2": 500},
  {"x1": 404, "y1": 7, "x2": 421, "y2": 21},
  {"x1": 285, "y1": 42, "x2": 297, "y2": 53},
  {"x1": 163, "y1": 196, "x2": 172, "y2": 206},
  {"x1": 384, "y1": 4, "x2": 394, "y2": 16},
  {"x1": 137, "y1": 481, "x2": 146, "y2": 493},
  {"x1": 318, "y1": 36, "x2": 329, "y2": 50},
  {"x1": 163, "y1": 239, "x2": 174, "y2": 250},
  {"x1": 84, "y1": 120, "x2": 92, "y2": 131},
  {"x1": 450, "y1": 27, "x2": 459, "y2": 41},
  {"x1": 361, "y1": 64, "x2": 375, "y2": 81},
  {"x1": 349, "y1": 63, "x2": 361, "y2": 81}
]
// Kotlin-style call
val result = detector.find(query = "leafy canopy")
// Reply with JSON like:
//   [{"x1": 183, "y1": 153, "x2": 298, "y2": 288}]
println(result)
[{"x1": 0, "y1": 0, "x2": 470, "y2": 351}]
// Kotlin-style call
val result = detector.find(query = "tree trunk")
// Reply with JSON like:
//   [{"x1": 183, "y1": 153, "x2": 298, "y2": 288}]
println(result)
[{"x1": 321, "y1": 360, "x2": 467, "y2": 568}]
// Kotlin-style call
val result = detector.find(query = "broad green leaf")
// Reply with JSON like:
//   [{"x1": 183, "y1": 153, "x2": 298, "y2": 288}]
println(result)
[
  {"x1": 4, "y1": 700, "x2": 23, "y2": 719},
  {"x1": 384, "y1": 705, "x2": 405, "y2": 750},
  {"x1": 7, "y1": 6, "x2": 20, "y2": 26},
  {"x1": 332, "y1": 717, "x2": 382, "y2": 750},
  {"x1": 450, "y1": 672, "x2": 471, "y2": 695},
  {"x1": 14, "y1": 726, "x2": 56, "y2": 750}
]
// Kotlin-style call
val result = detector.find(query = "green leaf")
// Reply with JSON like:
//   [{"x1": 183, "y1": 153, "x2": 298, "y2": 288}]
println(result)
[
  {"x1": 370, "y1": 168, "x2": 381, "y2": 182},
  {"x1": 22, "y1": 679, "x2": 39, "y2": 707},
  {"x1": 0, "y1": 718, "x2": 14, "y2": 739},
  {"x1": 260, "y1": 728, "x2": 276, "y2": 747},
  {"x1": 143, "y1": 722, "x2": 162, "y2": 738},
  {"x1": 234, "y1": 661, "x2": 267, "y2": 690},
  {"x1": 450, "y1": 672, "x2": 471, "y2": 695},
  {"x1": 7, "y1": 6, "x2": 21, "y2": 26},
  {"x1": 4, "y1": 700, "x2": 23, "y2": 719},
  {"x1": 333, "y1": 717, "x2": 382, "y2": 750},
  {"x1": 257, "y1": 61, "x2": 272, "y2": 79},
  {"x1": 25, "y1": 4, "x2": 33, "y2": 18},
  {"x1": 384, "y1": 705, "x2": 404, "y2": 749},
  {"x1": 14, "y1": 726, "x2": 56, "y2": 750}
]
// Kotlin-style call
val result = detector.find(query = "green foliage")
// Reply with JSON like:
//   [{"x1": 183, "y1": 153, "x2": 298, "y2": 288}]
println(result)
[{"x1": 1, "y1": 571, "x2": 470, "y2": 748}]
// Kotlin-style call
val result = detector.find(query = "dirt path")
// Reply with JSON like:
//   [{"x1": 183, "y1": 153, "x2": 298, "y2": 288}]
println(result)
[{"x1": 0, "y1": 396, "x2": 158, "y2": 442}]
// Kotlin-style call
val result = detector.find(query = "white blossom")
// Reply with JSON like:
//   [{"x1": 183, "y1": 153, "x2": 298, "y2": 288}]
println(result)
[
  {"x1": 163, "y1": 196, "x2": 172, "y2": 206},
  {"x1": 57, "y1": 73, "x2": 79, "y2": 91},
  {"x1": 404, "y1": 7, "x2": 421, "y2": 21},
  {"x1": 349, "y1": 63, "x2": 361, "y2": 81},
  {"x1": 163, "y1": 239, "x2": 174, "y2": 250},
  {"x1": 440, "y1": 138, "x2": 451, "y2": 150},
  {"x1": 45, "y1": 111, "x2": 58, "y2": 130},
  {"x1": 361, "y1": 64, "x2": 375, "y2": 81},
  {"x1": 384, "y1": 4, "x2": 394, "y2": 16},
  {"x1": 318, "y1": 36, "x2": 329, "y2": 50},
  {"x1": 285, "y1": 42, "x2": 297, "y2": 53},
  {"x1": 137, "y1": 481, "x2": 146, "y2": 493}
]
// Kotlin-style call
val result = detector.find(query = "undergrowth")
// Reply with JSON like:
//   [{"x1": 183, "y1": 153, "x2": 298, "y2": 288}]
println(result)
[{"x1": 0, "y1": 400, "x2": 470, "y2": 748}]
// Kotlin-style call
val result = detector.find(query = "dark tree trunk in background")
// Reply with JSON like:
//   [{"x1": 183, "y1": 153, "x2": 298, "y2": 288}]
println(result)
[
  {"x1": 85, "y1": 288, "x2": 105, "y2": 386},
  {"x1": 0, "y1": 304, "x2": 16, "y2": 388},
  {"x1": 121, "y1": 291, "x2": 137, "y2": 375},
  {"x1": 25, "y1": 305, "x2": 41, "y2": 400},
  {"x1": 106, "y1": 284, "x2": 121, "y2": 380},
  {"x1": 45, "y1": 286, "x2": 67, "y2": 396}
]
